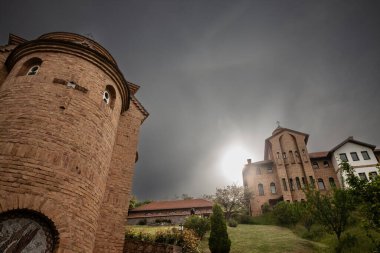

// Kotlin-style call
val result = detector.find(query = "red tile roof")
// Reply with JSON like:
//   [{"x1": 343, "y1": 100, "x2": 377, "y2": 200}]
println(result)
[{"x1": 130, "y1": 199, "x2": 213, "y2": 212}]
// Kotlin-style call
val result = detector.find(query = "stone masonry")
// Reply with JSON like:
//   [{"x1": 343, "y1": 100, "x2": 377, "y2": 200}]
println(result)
[{"x1": 0, "y1": 33, "x2": 148, "y2": 252}]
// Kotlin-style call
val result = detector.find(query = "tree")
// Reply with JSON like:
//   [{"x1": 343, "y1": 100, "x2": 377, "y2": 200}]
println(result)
[
  {"x1": 181, "y1": 194, "x2": 194, "y2": 200},
  {"x1": 214, "y1": 184, "x2": 252, "y2": 220},
  {"x1": 184, "y1": 215, "x2": 210, "y2": 240},
  {"x1": 209, "y1": 204, "x2": 231, "y2": 253},
  {"x1": 128, "y1": 195, "x2": 151, "y2": 210},
  {"x1": 341, "y1": 161, "x2": 380, "y2": 249},
  {"x1": 272, "y1": 201, "x2": 302, "y2": 227},
  {"x1": 305, "y1": 187, "x2": 354, "y2": 241}
]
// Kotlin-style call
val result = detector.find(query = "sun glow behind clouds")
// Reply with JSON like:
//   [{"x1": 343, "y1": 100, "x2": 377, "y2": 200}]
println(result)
[{"x1": 220, "y1": 144, "x2": 251, "y2": 184}]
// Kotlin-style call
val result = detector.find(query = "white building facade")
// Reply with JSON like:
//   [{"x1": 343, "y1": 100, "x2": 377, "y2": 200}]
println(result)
[{"x1": 330, "y1": 137, "x2": 379, "y2": 187}]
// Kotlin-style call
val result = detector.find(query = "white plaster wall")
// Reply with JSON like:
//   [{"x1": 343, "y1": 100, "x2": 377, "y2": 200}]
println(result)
[{"x1": 332, "y1": 142, "x2": 378, "y2": 187}]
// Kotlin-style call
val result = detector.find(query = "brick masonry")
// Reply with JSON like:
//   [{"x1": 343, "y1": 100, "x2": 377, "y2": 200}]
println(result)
[
  {"x1": 0, "y1": 33, "x2": 148, "y2": 252},
  {"x1": 243, "y1": 128, "x2": 341, "y2": 216}
]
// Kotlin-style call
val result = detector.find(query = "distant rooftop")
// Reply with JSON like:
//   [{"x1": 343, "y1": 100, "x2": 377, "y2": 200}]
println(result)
[{"x1": 130, "y1": 199, "x2": 213, "y2": 212}]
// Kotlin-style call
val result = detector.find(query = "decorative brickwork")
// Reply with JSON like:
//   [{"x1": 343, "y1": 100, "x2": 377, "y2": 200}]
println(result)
[
  {"x1": 243, "y1": 127, "x2": 378, "y2": 216},
  {"x1": 0, "y1": 32, "x2": 148, "y2": 252}
]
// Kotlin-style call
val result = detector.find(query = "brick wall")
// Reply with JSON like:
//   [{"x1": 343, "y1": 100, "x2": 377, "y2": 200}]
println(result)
[
  {"x1": 94, "y1": 101, "x2": 145, "y2": 252},
  {"x1": 0, "y1": 33, "x2": 147, "y2": 252}
]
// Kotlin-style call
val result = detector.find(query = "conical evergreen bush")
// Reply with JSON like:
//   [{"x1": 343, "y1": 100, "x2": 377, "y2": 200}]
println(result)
[{"x1": 208, "y1": 204, "x2": 231, "y2": 253}]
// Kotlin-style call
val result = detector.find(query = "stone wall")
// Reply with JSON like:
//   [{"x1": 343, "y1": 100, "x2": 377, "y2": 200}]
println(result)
[{"x1": 123, "y1": 239, "x2": 182, "y2": 253}]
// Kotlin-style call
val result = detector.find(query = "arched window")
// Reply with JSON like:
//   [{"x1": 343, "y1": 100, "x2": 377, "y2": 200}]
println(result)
[
  {"x1": 18, "y1": 57, "x2": 42, "y2": 76},
  {"x1": 289, "y1": 178, "x2": 294, "y2": 191},
  {"x1": 270, "y1": 182, "x2": 276, "y2": 194},
  {"x1": 282, "y1": 178, "x2": 288, "y2": 191},
  {"x1": 296, "y1": 177, "x2": 301, "y2": 190},
  {"x1": 329, "y1": 177, "x2": 336, "y2": 188},
  {"x1": 103, "y1": 85, "x2": 116, "y2": 109},
  {"x1": 301, "y1": 177, "x2": 306, "y2": 187},
  {"x1": 27, "y1": 65, "x2": 40, "y2": 75},
  {"x1": 258, "y1": 184, "x2": 264, "y2": 196},
  {"x1": 318, "y1": 178, "x2": 325, "y2": 190}
]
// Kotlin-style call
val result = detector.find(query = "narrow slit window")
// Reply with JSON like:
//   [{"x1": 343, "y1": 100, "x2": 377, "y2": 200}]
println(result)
[
  {"x1": 270, "y1": 182, "x2": 276, "y2": 194},
  {"x1": 258, "y1": 184, "x2": 264, "y2": 196},
  {"x1": 282, "y1": 178, "x2": 288, "y2": 191},
  {"x1": 329, "y1": 177, "x2": 336, "y2": 188},
  {"x1": 296, "y1": 177, "x2": 301, "y2": 190}
]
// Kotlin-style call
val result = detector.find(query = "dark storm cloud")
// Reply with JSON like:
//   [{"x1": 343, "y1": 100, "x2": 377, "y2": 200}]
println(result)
[{"x1": 1, "y1": 0, "x2": 380, "y2": 200}]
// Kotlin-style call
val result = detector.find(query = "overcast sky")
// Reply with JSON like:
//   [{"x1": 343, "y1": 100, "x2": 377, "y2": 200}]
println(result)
[{"x1": 1, "y1": 0, "x2": 380, "y2": 200}]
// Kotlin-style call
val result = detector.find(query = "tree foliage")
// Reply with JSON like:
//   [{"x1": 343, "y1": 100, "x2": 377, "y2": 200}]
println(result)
[
  {"x1": 341, "y1": 161, "x2": 380, "y2": 249},
  {"x1": 272, "y1": 201, "x2": 302, "y2": 227},
  {"x1": 128, "y1": 195, "x2": 151, "y2": 210},
  {"x1": 341, "y1": 162, "x2": 380, "y2": 229},
  {"x1": 214, "y1": 184, "x2": 252, "y2": 220},
  {"x1": 184, "y1": 215, "x2": 210, "y2": 240},
  {"x1": 209, "y1": 204, "x2": 231, "y2": 253},
  {"x1": 305, "y1": 187, "x2": 355, "y2": 241}
]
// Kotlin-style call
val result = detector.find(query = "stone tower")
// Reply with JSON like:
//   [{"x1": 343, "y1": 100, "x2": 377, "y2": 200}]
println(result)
[{"x1": 0, "y1": 33, "x2": 148, "y2": 252}]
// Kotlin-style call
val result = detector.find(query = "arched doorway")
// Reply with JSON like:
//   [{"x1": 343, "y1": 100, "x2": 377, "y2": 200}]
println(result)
[{"x1": 0, "y1": 209, "x2": 59, "y2": 252}]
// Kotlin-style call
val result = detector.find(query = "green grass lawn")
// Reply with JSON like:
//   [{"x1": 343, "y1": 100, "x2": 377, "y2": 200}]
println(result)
[
  {"x1": 127, "y1": 224, "x2": 326, "y2": 253},
  {"x1": 200, "y1": 224, "x2": 325, "y2": 253}
]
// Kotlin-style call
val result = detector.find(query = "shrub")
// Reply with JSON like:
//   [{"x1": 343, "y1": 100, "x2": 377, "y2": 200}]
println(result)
[
  {"x1": 227, "y1": 219, "x2": 238, "y2": 227},
  {"x1": 238, "y1": 215, "x2": 256, "y2": 224},
  {"x1": 155, "y1": 218, "x2": 172, "y2": 224},
  {"x1": 261, "y1": 203, "x2": 271, "y2": 213},
  {"x1": 126, "y1": 228, "x2": 200, "y2": 253},
  {"x1": 181, "y1": 229, "x2": 201, "y2": 253},
  {"x1": 137, "y1": 219, "x2": 147, "y2": 225},
  {"x1": 184, "y1": 215, "x2": 210, "y2": 240},
  {"x1": 209, "y1": 204, "x2": 231, "y2": 253},
  {"x1": 272, "y1": 202, "x2": 301, "y2": 227},
  {"x1": 125, "y1": 229, "x2": 154, "y2": 242}
]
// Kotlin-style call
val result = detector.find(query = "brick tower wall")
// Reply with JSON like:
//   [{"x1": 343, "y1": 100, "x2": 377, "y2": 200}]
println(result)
[
  {"x1": 94, "y1": 101, "x2": 145, "y2": 252},
  {"x1": 0, "y1": 48, "x2": 124, "y2": 252}
]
